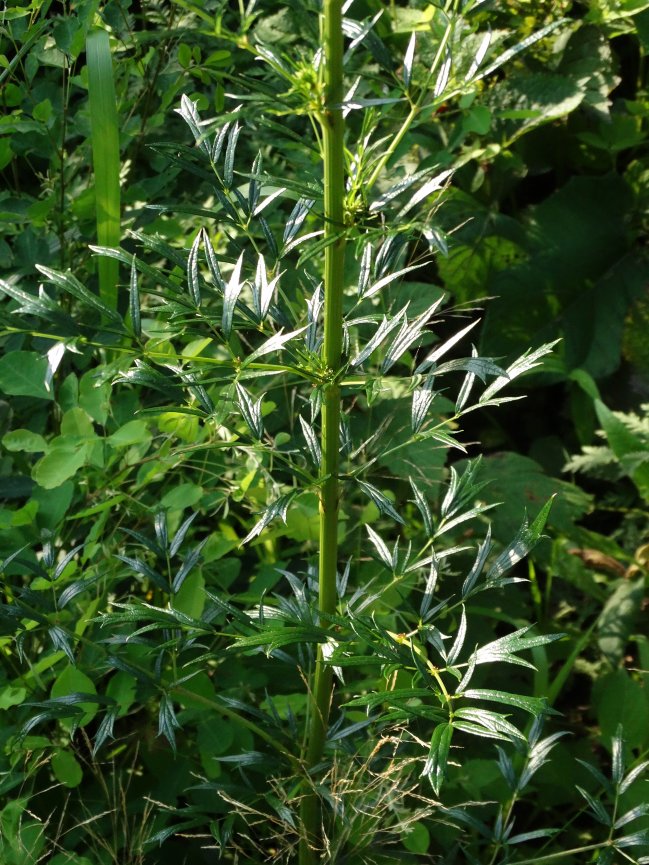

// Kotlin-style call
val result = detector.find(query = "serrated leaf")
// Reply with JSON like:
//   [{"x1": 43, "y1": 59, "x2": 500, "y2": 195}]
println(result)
[
  {"x1": 576, "y1": 786, "x2": 611, "y2": 826},
  {"x1": 415, "y1": 319, "x2": 480, "y2": 373},
  {"x1": 283, "y1": 198, "x2": 314, "y2": 245},
  {"x1": 398, "y1": 169, "x2": 453, "y2": 218},
  {"x1": 155, "y1": 511, "x2": 168, "y2": 551},
  {"x1": 129, "y1": 256, "x2": 141, "y2": 337},
  {"x1": 187, "y1": 231, "x2": 201, "y2": 306},
  {"x1": 615, "y1": 804, "x2": 649, "y2": 830},
  {"x1": 35, "y1": 264, "x2": 121, "y2": 322},
  {"x1": 422, "y1": 723, "x2": 453, "y2": 794},
  {"x1": 403, "y1": 32, "x2": 416, "y2": 88},
  {"x1": 361, "y1": 263, "x2": 425, "y2": 300},
  {"x1": 382, "y1": 298, "x2": 444, "y2": 374},
  {"x1": 175, "y1": 94, "x2": 209, "y2": 154},
  {"x1": 53, "y1": 544, "x2": 84, "y2": 581},
  {"x1": 299, "y1": 415, "x2": 321, "y2": 464},
  {"x1": 461, "y1": 689, "x2": 550, "y2": 715},
  {"x1": 620, "y1": 760, "x2": 649, "y2": 794},
  {"x1": 243, "y1": 326, "x2": 308, "y2": 366},
  {"x1": 158, "y1": 694, "x2": 180, "y2": 753},
  {"x1": 169, "y1": 512, "x2": 199, "y2": 557},
  {"x1": 223, "y1": 121, "x2": 241, "y2": 188},
  {"x1": 253, "y1": 186, "x2": 286, "y2": 216},
  {"x1": 351, "y1": 311, "x2": 405, "y2": 367},
  {"x1": 365, "y1": 524, "x2": 393, "y2": 568},
  {"x1": 358, "y1": 242, "x2": 372, "y2": 295},
  {"x1": 486, "y1": 497, "x2": 554, "y2": 581},
  {"x1": 465, "y1": 30, "x2": 491, "y2": 81},
  {"x1": 454, "y1": 707, "x2": 525, "y2": 741},
  {"x1": 235, "y1": 383, "x2": 264, "y2": 439},
  {"x1": 446, "y1": 605, "x2": 466, "y2": 666},
  {"x1": 357, "y1": 480, "x2": 405, "y2": 525},
  {"x1": 474, "y1": 625, "x2": 562, "y2": 669},
  {"x1": 241, "y1": 491, "x2": 297, "y2": 545},
  {"x1": 93, "y1": 707, "x2": 117, "y2": 755},
  {"x1": 114, "y1": 555, "x2": 168, "y2": 592},
  {"x1": 172, "y1": 539, "x2": 207, "y2": 593},
  {"x1": 480, "y1": 341, "x2": 559, "y2": 403},
  {"x1": 461, "y1": 527, "x2": 493, "y2": 597},
  {"x1": 223, "y1": 252, "x2": 244, "y2": 338},
  {"x1": 411, "y1": 374, "x2": 436, "y2": 433},
  {"x1": 476, "y1": 20, "x2": 567, "y2": 82},
  {"x1": 410, "y1": 477, "x2": 433, "y2": 536},
  {"x1": 202, "y1": 229, "x2": 225, "y2": 292},
  {"x1": 57, "y1": 572, "x2": 103, "y2": 609},
  {"x1": 615, "y1": 830, "x2": 649, "y2": 848},
  {"x1": 211, "y1": 120, "x2": 230, "y2": 163},
  {"x1": 248, "y1": 151, "x2": 262, "y2": 211}
]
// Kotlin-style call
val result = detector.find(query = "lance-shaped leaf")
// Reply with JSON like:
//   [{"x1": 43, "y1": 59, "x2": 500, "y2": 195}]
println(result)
[
  {"x1": 172, "y1": 539, "x2": 207, "y2": 593},
  {"x1": 248, "y1": 151, "x2": 262, "y2": 212},
  {"x1": 283, "y1": 198, "x2": 314, "y2": 245},
  {"x1": 474, "y1": 625, "x2": 563, "y2": 670},
  {"x1": 223, "y1": 121, "x2": 241, "y2": 188},
  {"x1": 409, "y1": 477, "x2": 433, "y2": 536},
  {"x1": 403, "y1": 32, "x2": 416, "y2": 88},
  {"x1": 398, "y1": 169, "x2": 453, "y2": 218},
  {"x1": 620, "y1": 760, "x2": 649, "y2": 795},
  {"x1": 434, "y1": 47, "x2": 452, "y2": 98},
  {"x1": 211, "y1": 120, "x2": 231, "y2": 163},
  {"x1": 615, "y1": 804, "x2": 649, "y2": 831},
  {"x1": 465, "y1": 30, "x2": 491, "y2": 81},
  {"x1": 129, "y1": 256, "x2": 141, "y2": 337},
  {"x1": 411, "y1": 373, "x2": 436, "y2": 433},
  {"x1": 576, "y1": 786, "x2": 611, "y2": 826},
  {"x1": 202, "y1": 229, "x2": 225, "y2": 293},
  {"x1": 351, "y1": 310, "x2": 405, "y2": 367},
  {"x1": 175, "y1": 94, "x2": 210, "y2": 155},
  {"x1": 486, "y1": 496, "x2": 554, "y2": 582},
  {"x1": 382, "y1": 298, "x2": 444, "y2": 373},
  {"x1": 369, "y1": 167, "x2": 436, "y2": 212},
  {"x1": 305, "y1": 283, "x2": 324, "y2": 352},
  {"x1": 365, "y1": 524, "x2": 393, "y2": 569},
  {"x1": 461, "y1": 689, "x2": 551, "y2": 715},
  {"x1": 169, "y1": 512, "x2": 199, "y2": 557},
  {"x1": 253, "y1": 186, "x2": 286, "y2": 217},
  {"x1": 357, "y1": 241, "x2": 372, "y2": 295},
  {"x1": 243, "y1": 325, "x2": 308, "y2": 366},
  {"x1": 114, "y1": 555, "x2": 168, "y2": 592},
  {"x1": 479, "y1": 340, "x2": 559, "y2": 403},
  {"x1": 236, "y1": 383, "x2": 264, "y2": 439},
  {"x1": 456, "y1": 346, "x2": 479, "y2": 411},
  {"x1": 461, "y1": 526, "x2": 493, "y2": 597},
  {"x1": 241, "y1": 491, "x2": 298, "y2": 545},
  {"x1": 422, "y1": 722, "x2": 453, "y2": 794},
  {"x1": 415, "y1": 319, "x2": 480, "y2": 373},
  {"x1": 35, "y1": 265, "x2": 121, "y2": 323},
  {"x1": 223, "y1": 252, "x2": 244, "y2": 338},
  {"x1": 158, "y1": 694, "x2": 181, "y2": 753},
  {"x1": 454, "y1": 708, "x2": 526, "y2": 741},
  {"x1": 187, "y1": 231, "x2": 201, "y2": 306},
  {"x1": 475, "y1": 19, "x2": 567, "y2": 82},
  {"x1": 253, "y1": 254, "x2": 281, "y2": 321},
  {"x1": 361, "y1": 263, "x2": 425, "y2": 300},
  {"x1": 420, "y1": 553, "x2": 439, "y2": 619},
  {"x1": 446, "y1": 605, "x2": 467, "y2": 666},
  {"x1": 357, "y1": 480, "x2": 405, "y2": 525},
  {"x1": 299, "y1": 415, "x2": 321, "y2": 465}
]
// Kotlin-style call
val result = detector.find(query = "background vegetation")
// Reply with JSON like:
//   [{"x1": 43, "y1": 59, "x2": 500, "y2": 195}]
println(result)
[{"x1": 0, "y1": 0, "x2": 648, "y2": 863}]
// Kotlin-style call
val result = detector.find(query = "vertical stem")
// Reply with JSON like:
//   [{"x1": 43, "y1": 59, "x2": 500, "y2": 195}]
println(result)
[{"x1": 299, "y1": 1, "x2": 346, "y2": 862}]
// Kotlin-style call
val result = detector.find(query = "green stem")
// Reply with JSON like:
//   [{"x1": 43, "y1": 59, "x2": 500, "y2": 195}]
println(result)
[
  {"x1": 299, "y1": 1, "x2": 346, "y2": 862},
  {"x1": 511, "y1": 842, "x2": 608, "y2": 865}
]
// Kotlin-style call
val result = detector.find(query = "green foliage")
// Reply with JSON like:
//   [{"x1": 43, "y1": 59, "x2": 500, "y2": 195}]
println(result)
[{"x1": 0, "y1": 1, "x2": 647, "y2": 864}]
